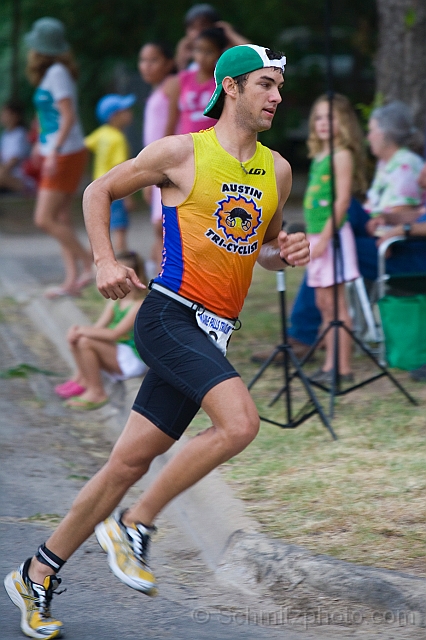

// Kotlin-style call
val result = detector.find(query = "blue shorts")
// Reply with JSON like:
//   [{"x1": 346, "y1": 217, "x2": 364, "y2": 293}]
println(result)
[
  {"x1": 132, "y1": 289, "x2": 239, "y2": 440},
  {"x1": 110, "y1": 199, "x2": 129, "y2": 230}
]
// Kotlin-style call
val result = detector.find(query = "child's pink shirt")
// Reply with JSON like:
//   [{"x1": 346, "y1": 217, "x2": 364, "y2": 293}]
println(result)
[
  {"x1": 176, "y1": 70, "x2": 217, "y2": 135},
  {"x1": 143, "y1": 85, "x2": 170, "y2": 147}
]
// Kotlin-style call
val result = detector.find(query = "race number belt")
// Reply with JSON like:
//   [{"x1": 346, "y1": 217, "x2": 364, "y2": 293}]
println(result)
[{"x1": 149, "y1": 282, "x2": 239, "y2": 355}]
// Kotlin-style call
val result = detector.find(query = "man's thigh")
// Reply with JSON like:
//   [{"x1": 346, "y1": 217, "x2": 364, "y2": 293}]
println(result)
[
  {"x1": 201, "y1": 376, "x2": 259, "y2": 433},
  {"x1": 133, "y1": 291, "x2": 240, "y2": 439},
  {"x1": 111, "y1": 408, "x2": 176, "y2": 466}
]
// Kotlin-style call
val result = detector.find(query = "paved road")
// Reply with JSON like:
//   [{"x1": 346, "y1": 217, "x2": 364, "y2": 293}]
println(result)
[
  {"x1": 1, "y1": 303, "x2": 331, "y2": 640},
  {"x1": 1, "y1": 205, "x2": 423, "y2": 639}
]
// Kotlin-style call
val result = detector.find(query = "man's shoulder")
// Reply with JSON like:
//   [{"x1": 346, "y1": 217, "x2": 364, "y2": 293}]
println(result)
[
  {"x1": 269, "y1": 148, "x2": 292, "y2": 180},
  {"x1": 145, "y1": 133, "x2": 194, "y2": 161}
]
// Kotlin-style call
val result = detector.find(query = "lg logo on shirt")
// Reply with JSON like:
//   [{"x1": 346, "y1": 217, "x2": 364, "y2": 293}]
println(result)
[{"x1": 247, "y1": 168, "x2": 266, "y2": 175}]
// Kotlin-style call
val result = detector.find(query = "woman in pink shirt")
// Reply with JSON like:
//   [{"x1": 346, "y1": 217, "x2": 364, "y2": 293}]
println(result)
[
  {"x1": 138, "y1": 41, "x2": 176, "y2": 274},
  {"x1": 165, "y1": 27, "x2": 226, "y2": 136}
]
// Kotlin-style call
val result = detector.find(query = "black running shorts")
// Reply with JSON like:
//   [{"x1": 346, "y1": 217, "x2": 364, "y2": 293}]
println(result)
[{"x1": 132, "y1": 289, "x2": 240, "y2": 440}]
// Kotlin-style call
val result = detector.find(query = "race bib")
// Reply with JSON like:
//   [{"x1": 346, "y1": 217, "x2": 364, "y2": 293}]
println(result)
[{"x1": 195, "y1": 308, "x2": 236, "y2": 356}]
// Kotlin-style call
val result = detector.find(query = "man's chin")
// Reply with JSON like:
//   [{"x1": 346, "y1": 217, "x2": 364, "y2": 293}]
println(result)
[{"x1": 258, "y1": 119, "x2": 273, "y2": 132}]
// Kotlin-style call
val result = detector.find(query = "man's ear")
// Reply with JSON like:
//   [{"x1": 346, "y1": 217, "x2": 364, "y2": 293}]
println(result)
[{"x1": 222, "y1": 76, "x2": 238, "y2": 99}]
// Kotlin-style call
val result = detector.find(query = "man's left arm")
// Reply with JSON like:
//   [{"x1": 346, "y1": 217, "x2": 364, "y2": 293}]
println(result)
[
  {"x1": 83, "y1": 136, "x2": 189, "y2": 299},
  {"x1": 257, "y1": 153, "x2": 310, "y2": 270}
]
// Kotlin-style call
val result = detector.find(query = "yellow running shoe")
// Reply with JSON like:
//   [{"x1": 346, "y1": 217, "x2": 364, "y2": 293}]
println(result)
[
  {"x1": 4, "y1": 558, "x2": 63, "y2": 639},
  {"x1": 95, "y1": 509, "x2": 157, "y2": 595}
]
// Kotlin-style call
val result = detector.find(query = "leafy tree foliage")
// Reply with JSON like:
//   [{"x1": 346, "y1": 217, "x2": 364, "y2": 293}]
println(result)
[{"x1": 1, "y1": 0, "x2": 377, "y2": 157}]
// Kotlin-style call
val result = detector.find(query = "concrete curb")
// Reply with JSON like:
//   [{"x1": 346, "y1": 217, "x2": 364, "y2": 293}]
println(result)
[
  {"x1": 217, "y1": 531, "x2": 426, "y2": 626},
  {"x1": 2, "y1": 253, "x2": 426, "y2": 625}
]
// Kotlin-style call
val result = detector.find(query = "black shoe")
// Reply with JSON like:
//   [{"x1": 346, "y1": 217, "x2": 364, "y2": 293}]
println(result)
[{"x1": 310, "y1": 369, "x2": 354, "y2": 384}]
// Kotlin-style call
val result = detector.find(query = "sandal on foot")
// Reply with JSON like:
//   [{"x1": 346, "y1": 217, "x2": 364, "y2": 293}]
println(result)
[
  {"x1": 310, "y1": 369, "x2": 354, "y2": 384},
  {"x1": 55, "y1": 380, "x2": 86, "y2": 398},
  {"x1": 75, "y1": 270, "x2": 95, "y2": 291},
  {"x1": 44, "y1": 286, "x2": 80, "y2": 299},
  {"x1": 65, "y1": 397, "x2": 109, "y2": 411}
]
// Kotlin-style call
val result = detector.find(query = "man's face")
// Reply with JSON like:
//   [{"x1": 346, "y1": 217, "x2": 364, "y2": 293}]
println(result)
[{"x1": 234, "y1": 67, "x2": 283, "y2": 132}]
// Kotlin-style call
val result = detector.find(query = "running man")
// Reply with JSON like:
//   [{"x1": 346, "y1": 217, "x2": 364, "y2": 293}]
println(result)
[{"x1": 4, "y1": 44, "x2": 310, "y2": 639}]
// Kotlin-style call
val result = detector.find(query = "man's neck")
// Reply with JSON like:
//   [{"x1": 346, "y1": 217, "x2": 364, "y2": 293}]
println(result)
[{"x1": 213, "y1": 119, "x2": 258, "y2": 163}]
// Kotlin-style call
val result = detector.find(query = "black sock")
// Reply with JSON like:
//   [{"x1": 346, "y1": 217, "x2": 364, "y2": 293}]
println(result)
[{"x1": 35, "y1": 543, "x2": 66, "y2": 573}]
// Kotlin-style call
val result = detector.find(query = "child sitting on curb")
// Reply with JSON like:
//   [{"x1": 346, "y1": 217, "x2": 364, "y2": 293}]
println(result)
[
  {"x1": 84, "y1": 94, "x2": 136, "y2": 252},
  {"x1": 55, "y1": 251, "x2": 148, "y2": 410},
  {"x1": 0, "y1": 101, "x2": 35, "y2": 195}
]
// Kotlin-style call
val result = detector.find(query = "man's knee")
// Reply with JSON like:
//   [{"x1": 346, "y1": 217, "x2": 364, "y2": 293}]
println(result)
[
  {"x1": 222, "y1": 410, "x2": 260, "y2": 455},
  {"x1": 106, "y1": 449, "x2": 151, "y2": 487}
]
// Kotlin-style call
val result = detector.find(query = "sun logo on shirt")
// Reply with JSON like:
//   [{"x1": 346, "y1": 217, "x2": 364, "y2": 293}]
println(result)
[{"x1": 214, "y1": 195, "x2": 262, "y2": 242}]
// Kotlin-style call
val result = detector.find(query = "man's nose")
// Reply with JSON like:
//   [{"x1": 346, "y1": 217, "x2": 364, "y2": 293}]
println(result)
[{"x1": 271, "y1": 87, "x2": 282, "y2": 104}]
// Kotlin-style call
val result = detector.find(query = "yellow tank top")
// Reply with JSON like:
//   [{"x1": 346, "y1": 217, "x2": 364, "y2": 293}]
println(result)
[{"x1": 154, "y1": 127, "x2": 278, "y2": 318}]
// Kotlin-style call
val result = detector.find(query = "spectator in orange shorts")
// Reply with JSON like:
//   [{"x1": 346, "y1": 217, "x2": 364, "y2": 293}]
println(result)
[{"x1": 25, "y1": 17, "x2": 93, "y2": 298}]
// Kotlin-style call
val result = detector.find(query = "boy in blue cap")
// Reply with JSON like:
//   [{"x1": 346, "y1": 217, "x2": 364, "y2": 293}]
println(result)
[{"x1": 85, "y1": 94, "x2": 136, "y2": 251}]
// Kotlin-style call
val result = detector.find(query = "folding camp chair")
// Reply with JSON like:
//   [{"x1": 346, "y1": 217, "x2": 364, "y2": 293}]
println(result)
[{"x1": 377, "y1": 235, "x2": 426, "y2": 368}]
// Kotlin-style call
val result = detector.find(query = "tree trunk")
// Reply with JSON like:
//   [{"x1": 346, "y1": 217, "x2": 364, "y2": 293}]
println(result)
[{"x1": 375, "y1": 0, "x2": 426, "y2": 136}]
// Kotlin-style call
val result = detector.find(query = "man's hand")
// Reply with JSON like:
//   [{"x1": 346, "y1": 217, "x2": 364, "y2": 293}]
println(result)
[
  {"x1": 278, "y1": 230, "x2": 310, "y2": 267},
  {"x1": 96, "y1": 260, "x2": 146, "y2": 300}
]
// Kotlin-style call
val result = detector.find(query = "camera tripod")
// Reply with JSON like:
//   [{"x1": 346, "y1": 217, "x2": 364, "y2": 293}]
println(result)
[
  {"x1": 248, "y1": 269, "x2": 338, "y2": 440},
  {"x1": 300, "y1": 0, "x2": 418, "y2": 417}
]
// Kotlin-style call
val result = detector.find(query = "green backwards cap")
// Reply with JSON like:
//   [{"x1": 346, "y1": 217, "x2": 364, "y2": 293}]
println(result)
[{"x1": 203, "y1": 45, "x2": 286, "y2": 119}]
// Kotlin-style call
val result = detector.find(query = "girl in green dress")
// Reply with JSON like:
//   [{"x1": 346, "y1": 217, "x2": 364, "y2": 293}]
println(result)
[{"x1": 303, "y1": 94, "x2": 366, "y2": 383}]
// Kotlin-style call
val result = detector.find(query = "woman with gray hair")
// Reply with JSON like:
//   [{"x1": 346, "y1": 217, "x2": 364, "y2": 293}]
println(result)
[
  {"x1": 371, "y1": 100, "x2": 419, "y2": 146},
  {"x1": 363, "y1": 101, "x2": 423, "y2": 235},
  {"x1": 346, "y1": 100, "x2": 425, "y2": 280}
]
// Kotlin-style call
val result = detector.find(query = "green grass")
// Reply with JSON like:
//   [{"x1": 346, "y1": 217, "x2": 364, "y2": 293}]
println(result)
[
  {"x1": 74, "y1": 284, "x2": 106, "y2": 323},
  {"x1": 186, "y1": 265, "x2": 426, "y2": 575},
  {"x1": 76, "y1": 263, "x2": 426, "y2": 574}
]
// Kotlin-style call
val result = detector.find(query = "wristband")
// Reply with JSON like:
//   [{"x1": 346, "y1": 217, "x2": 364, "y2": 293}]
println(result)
[{"x1": 280, "y1": 256, "x2": 294, "y2": 267}]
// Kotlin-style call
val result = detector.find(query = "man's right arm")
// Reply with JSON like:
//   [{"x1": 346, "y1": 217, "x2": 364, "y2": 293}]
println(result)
[{"x1": 83, "y1": 135, "x2": 191, "y2": 299}]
